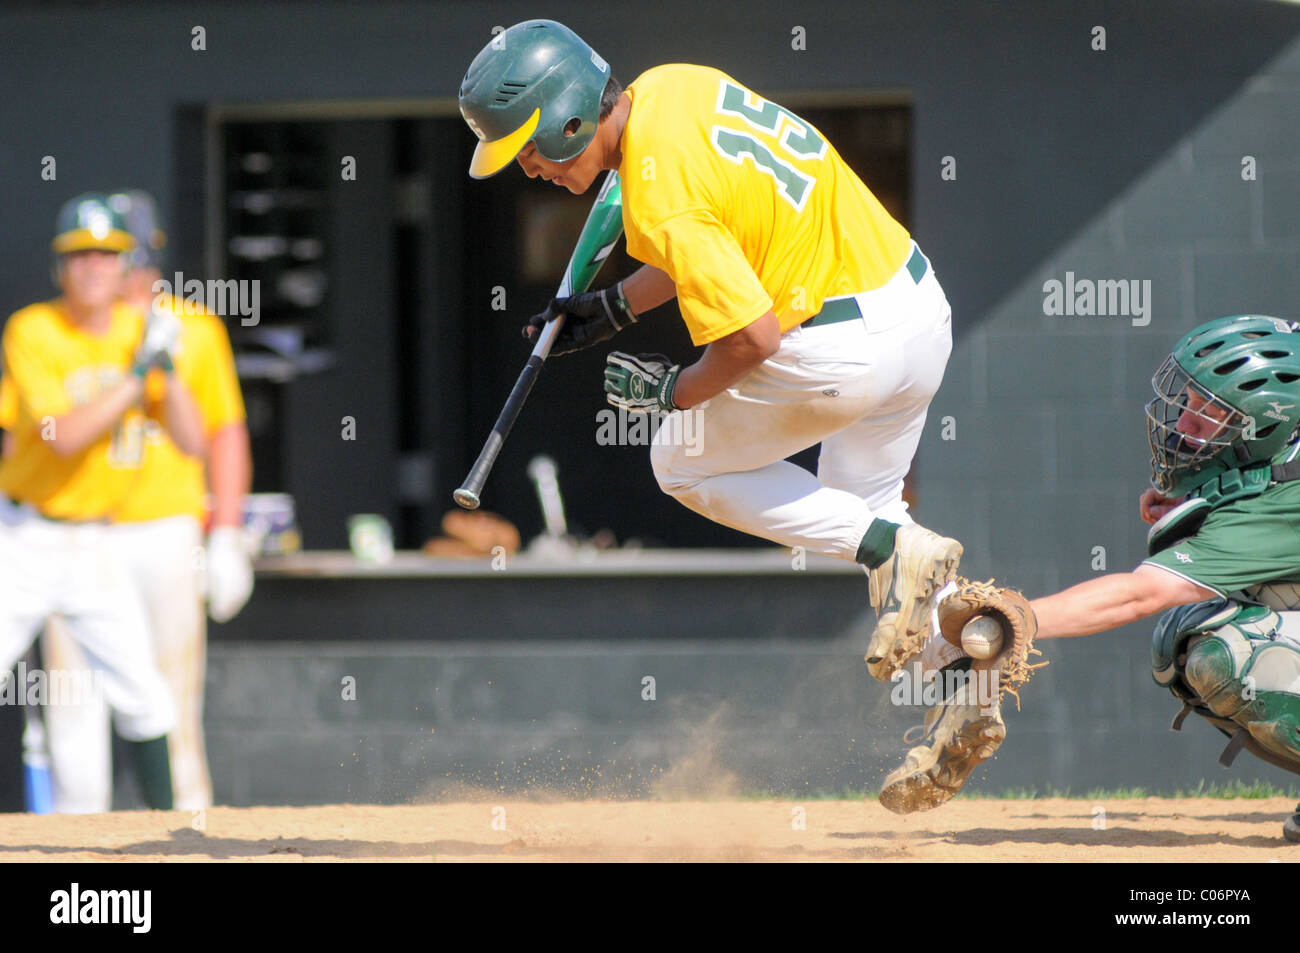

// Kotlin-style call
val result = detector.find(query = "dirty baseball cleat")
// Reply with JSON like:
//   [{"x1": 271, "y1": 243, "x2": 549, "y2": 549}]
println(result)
[
  {"x1": 1284, "y1": 803, "x2": 1300, "y2": 843},
  {"x1": 865, "y1": 522, "x2": 963, "y2": 682},
  {"x1": 878, "y1": 672, "x2": 1005, "y2": 814}
]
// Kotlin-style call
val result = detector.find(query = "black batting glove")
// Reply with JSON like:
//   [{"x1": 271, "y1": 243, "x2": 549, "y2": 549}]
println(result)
[{"x1": 523, "y1": 281, "x2": 637, "y2": 356}]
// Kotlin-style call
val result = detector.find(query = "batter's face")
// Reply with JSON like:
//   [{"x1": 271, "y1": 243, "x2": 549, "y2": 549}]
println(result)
[
  {"x1": 515, "y1": 139, "x2": 605, "y2": 194},
  {"x1": 59, "y1": 249, "x2": 126, "y2": 310},
  {"x1": 1175, "y1": 387, "x2": 1232, "y2": 445}
]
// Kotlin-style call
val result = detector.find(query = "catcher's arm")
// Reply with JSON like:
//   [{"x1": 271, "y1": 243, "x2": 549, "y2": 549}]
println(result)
[{"x1": 1029, "y1": 565, "x2": 1217, "y2": 640}]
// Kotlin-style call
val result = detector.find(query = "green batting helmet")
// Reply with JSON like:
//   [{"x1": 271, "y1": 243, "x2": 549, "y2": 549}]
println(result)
[
  {"x1": 1147, "y1": 314, "x2": 1300, "y2": 497},
  {"x1": 108, "y1": 190, "x2": 167, "y2": 270},
  {"x1": 458, "y1": 19, "x2": 611, "y2": 179},
  {"x1": 52, "y1": 192, "x2": 135, "y2": 255}
]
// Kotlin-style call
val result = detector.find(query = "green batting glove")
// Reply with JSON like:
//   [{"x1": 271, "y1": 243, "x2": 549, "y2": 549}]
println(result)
[{"x1": 604, "y1": 351, "x2": 681, "y2": 414}]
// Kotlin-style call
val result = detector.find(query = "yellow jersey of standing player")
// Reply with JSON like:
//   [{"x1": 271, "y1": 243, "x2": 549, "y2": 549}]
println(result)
[
  {"x1": 617, "y1": 64, "x2": 913, "y2": 346},
  {"x1": 0, "y1": 299, "x2": 151, "y2": 519},
  {"x1": 0, "y1": 296, "x2": 244, "y2": 523},
  {"x1": 113, "y1": 296, "x2": 245, "y2": 524}
]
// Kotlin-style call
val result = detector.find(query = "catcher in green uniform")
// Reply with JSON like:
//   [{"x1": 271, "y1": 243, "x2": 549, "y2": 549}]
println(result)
[{"x1": 892, "y1": 314, "x2": 1300, "y2": 837}]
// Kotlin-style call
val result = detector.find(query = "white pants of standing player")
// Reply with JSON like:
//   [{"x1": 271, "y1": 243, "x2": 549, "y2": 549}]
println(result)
[
  {"x1": 0, "y1": 499, "x2": 175, "y2": 803},
  {"x1": 41, "y1": 515, "x2": 209, "y2": 813},
  {"x1": 651, "y1": 245, "x2": 952, "y2": 560}
]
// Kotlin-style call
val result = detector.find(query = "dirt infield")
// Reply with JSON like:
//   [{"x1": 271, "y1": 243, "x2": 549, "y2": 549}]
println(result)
[{"x1": 1, "y1": 797, "x2": 1297, "y2": 862}]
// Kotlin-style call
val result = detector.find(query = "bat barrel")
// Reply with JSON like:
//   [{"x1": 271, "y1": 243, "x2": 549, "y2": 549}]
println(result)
[
  {"x1": 453, "y1": 356, "x2": 545, "y2": 509},
  {"x1": 451, "y1": 170, "x2": 623, "y2": 510}
]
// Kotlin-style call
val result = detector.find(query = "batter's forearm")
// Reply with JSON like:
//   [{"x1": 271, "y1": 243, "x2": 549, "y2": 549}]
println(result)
[
  {"x1": 207, "y1": 422, "x2": 252, "y2": 528},
  {"x1": 672, "y1": 310, "x2": 780, "y2": 409},
  {"x1": 621, "y1": 264, "x2": 677, "y2": 315},
  {"x1": 672, "y1": 353, "x2": 756, "y2": 408},
  {"x1": 48, "y1": 377, "x2": 145, "y2": 457}
]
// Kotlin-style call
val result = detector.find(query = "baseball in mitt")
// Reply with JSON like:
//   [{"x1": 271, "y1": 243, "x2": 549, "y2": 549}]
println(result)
[{"x1": 938, "y1": 578, "x2": 1046, "y2": 708}]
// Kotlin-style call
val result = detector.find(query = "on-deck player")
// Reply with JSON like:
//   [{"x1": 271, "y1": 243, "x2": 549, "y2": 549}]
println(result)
[
  {"x1": 25, "y1": 190, "x2": 252, "y2": 813},
  {"x1": 458, "y1": 21, "x2": 986, "y2": 796},
  {"x1": 0, "y1": 192, "x2": 206, "y2": 810}
]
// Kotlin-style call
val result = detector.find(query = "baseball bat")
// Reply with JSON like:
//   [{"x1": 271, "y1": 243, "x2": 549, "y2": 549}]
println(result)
[{"x1": 454, "y1": 171, "x2": 624, "y2": 510}]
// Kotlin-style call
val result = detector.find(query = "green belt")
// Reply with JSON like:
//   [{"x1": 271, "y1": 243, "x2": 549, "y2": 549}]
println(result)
[
  {"x1": 801, "y1": 245, "x2": 929, "y2": 329},
  {"x1": 3, "y1": 495, "x2": 107, "y2": 525}
]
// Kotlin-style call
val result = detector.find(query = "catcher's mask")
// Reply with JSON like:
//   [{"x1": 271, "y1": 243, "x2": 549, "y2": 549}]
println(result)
[{"x1": 1146, "y1": 315, "x2": 1300, "y2": 498}]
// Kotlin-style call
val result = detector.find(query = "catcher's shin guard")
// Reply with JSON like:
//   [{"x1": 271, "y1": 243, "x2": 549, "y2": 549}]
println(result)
[
  {"x1": 878, "y1": 671, "x2": 1005, "y2": 814},
  {"x1": 865, "y1": 523, "x2": 963, "y2": 682},
  {"x1": 1284, "y1": 804, "x2": 1300, "y2": 844},
  {"x1": 1155, "y1": 601, "x2": 1300, "y2": 776}
]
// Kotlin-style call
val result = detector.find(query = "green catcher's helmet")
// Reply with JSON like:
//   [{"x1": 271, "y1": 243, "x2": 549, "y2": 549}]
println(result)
[
  {"x1": 108, "y1": 190, "x2": 167, "y2": 270},
  {"x1": 1147, "y1": 314, "x2": 1300, "y2": 497},
  {"x1": 52, "y1": 192, "x2": 135, "y2": 255},
  {"x1": 458, "y1": 19, "x2": 611, "y2": 179}
]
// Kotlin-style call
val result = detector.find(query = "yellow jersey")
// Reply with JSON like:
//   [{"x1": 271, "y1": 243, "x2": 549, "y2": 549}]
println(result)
[
  {"x1": 0, "y1": 297, "x2": 245, "y2": 523},
  {"x1": 111, "y1": 297, "x2": 245, "y2": 523},
  {"x1": 0, "y1": 299, "x2": 151, "y2": 519},
  {"x1": 618, "y1": 64, "x2": 913, "y2": 346}
]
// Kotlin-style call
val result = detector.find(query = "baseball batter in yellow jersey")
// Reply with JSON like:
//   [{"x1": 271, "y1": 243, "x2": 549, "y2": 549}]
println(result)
[{"x1": 461, "y1": 20, "x2": 990, "y2": 809}]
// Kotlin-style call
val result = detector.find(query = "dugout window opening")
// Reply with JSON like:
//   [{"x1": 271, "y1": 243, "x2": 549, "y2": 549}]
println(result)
[{"x1": 199, "y1": 94, "x2": 913, "y2": 550}]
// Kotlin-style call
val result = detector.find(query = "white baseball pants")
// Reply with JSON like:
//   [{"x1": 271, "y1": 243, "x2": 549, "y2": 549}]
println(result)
[
  {"x1": 41, "y1": 514, "x2": 210, "y2": 813},
  {"x1": 0, "y1": 499, "x2": 175, "y2": 759},
  {"x1": 651, "y1": 243, "x2": 953, "y2": 560}
]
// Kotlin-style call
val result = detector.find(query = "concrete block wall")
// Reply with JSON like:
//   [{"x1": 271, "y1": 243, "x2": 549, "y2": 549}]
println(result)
[
  {"x1": 197, "y1": 634, "x2": 1300, "y2": 806},
  {"x1": 916, "y1": 37, "x2": 1300, "y2": 594}
]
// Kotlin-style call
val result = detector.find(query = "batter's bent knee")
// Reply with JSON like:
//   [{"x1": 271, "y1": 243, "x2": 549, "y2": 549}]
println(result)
[{"x1": 649, "y1": 440, "x2": 697, "y2": 499}]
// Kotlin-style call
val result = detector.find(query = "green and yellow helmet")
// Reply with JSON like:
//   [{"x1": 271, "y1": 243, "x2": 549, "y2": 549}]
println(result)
[
  {"x1": 458, "y1": 19, "x2": 611, "y2": 179},
  {"x1": 108, "y1": 189, "x2": 167, "y2": 270},
  {"x1": 1147, "y1": 314, "x2": 1300, "y2": 497},
  {"x1": 52, "y1": 192, "x2": 135, "y2": 255}
]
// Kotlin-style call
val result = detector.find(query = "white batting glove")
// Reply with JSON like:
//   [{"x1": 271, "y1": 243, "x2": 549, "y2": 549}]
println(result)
[
  {"x1": 206, "y1": 526, "x2": 254, "y2": 623},
  {"x1": 132, "y1": 304, "x2": 182, "y2": 377}
]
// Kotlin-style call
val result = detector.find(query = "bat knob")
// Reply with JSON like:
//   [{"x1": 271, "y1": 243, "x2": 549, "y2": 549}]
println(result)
[{"x1": 453, "y1": 488, "x2": 481, "y2": 510}]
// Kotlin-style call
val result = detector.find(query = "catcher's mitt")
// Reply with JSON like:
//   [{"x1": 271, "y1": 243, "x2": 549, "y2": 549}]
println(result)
[{"x1": 937, "y1": 578, "x2": 1045, "y2": 708}]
